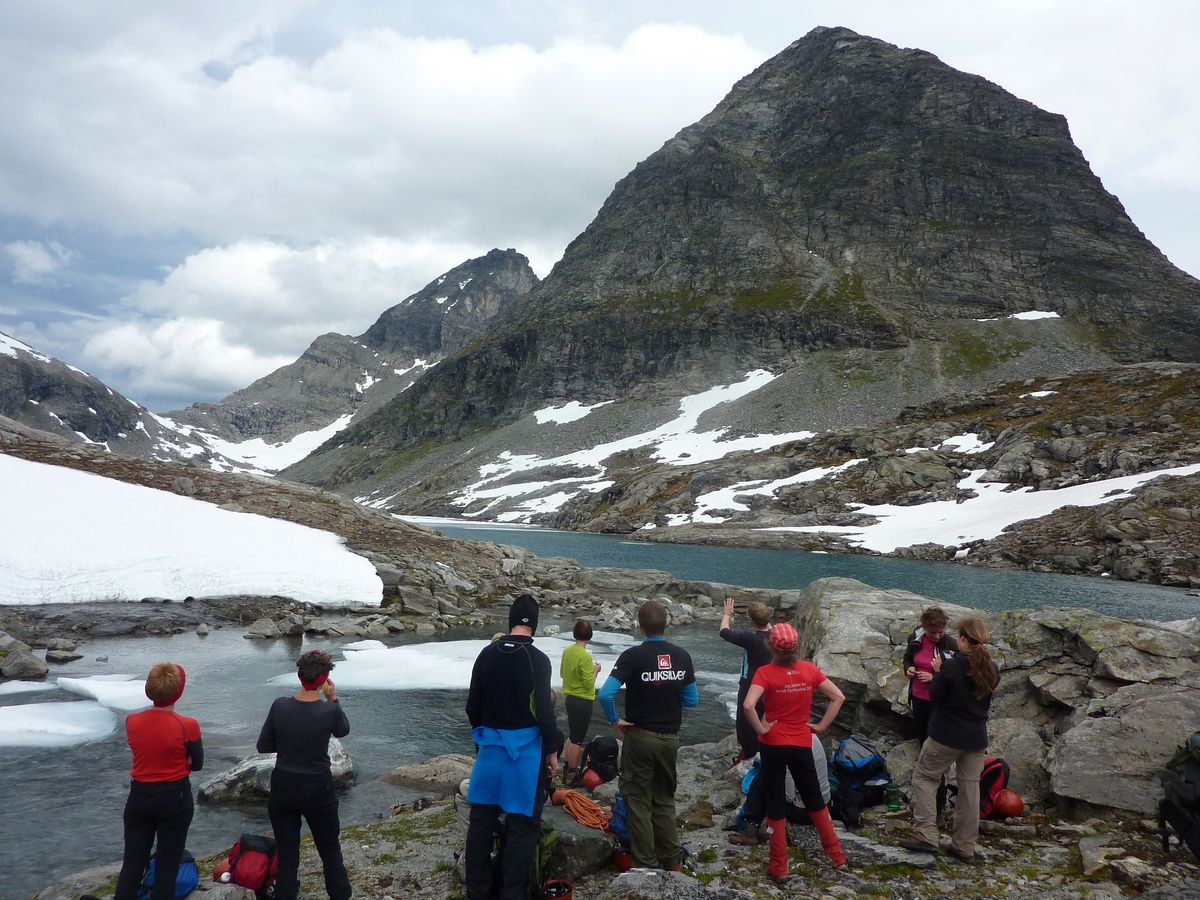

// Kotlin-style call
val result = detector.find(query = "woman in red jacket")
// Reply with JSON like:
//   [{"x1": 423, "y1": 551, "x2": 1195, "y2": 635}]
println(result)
[
  {"x1": 743, "y1": 623, "x2": 848, "y2": 880},
  {"x1": 114, "y1": 662, "x2": 203, "y2": 900}
]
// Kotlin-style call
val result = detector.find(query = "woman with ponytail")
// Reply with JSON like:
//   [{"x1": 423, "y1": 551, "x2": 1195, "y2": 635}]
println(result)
[
  {"x1": 900, "y1": 618, "x2": 999, "y2": 861},
  {"x1": 257, "y1": 649, "x2": 352, "y2": 899}
]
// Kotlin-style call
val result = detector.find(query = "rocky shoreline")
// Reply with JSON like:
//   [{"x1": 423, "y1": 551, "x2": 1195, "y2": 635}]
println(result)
[{"x1": 28, "y1": 576, "x2": 1200, "y2": 899}]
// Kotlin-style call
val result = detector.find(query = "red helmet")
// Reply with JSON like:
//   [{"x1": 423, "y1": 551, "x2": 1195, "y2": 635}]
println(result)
[
  {"x1": 581, "y1": 768, "x2": 604, "y2": 791},
  {"x1": 993, "y1": 789, "x2": 1024, "y2": 818}
]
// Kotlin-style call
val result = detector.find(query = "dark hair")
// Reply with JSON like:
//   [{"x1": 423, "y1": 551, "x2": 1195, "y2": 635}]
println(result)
[
  {"x1": 747, "y1": 602, "x2": 772, "y2": 628},
  {"x1": 956, "y1": 619, "x2": 998, "y2": 700},
  {"x1": 921, "y1": 607, "x2": 949, "y2": 631},
  {"x1": 145, "y1": 663, "x2": 183, "y2": 704},
  {"x1": 573, "y1": 619, "x2": 593, "y2": 641},
  {"x1": 297, "y1": 649, "x2": 334, "y2": 684},
  {"x1": 638, "y1": 600, "x2": 668, "y2": 636},
  {"x1": 771, "y1": 647, "x2": 797, "y2": 667}
]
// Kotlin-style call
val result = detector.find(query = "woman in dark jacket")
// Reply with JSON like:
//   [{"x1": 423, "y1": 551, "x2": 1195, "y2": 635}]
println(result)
[
  {"x1": 900, "y1": 618, "x2": 999, "y2": 861},
  {"x1": 901, "y1": 606, "x2": 959, "y2": 745},
  {"x1": 258, "y1": 650, "x2": 352, "y2": 900},
  {"x1": 115, "y1": 662, "x2": 203, "y2": 900}
]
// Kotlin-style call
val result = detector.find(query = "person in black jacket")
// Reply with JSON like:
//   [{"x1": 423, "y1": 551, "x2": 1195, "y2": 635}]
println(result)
[
  {"x1": 257, "y1": 649, "x2": 351, "y2": 900},
  {"x1": 900, "y1": 618, "x2": 999, "y2": 861},
  {"x1": 719, "y1": 598, "x2": 772, "y2": 762},
  {"x1": 464, "y1": 593, "x2": 558, "y2": 900}
]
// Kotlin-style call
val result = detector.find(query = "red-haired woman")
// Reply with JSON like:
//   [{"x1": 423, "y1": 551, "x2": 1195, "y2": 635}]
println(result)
[
  {"x1": 902, "y1": 606, "x2": 958, "y2": 745},
  {"x1": 258, "y1": 649, "x2": 352, "y2": 900},
  {"x1": 900, "y1": 618, "x2": 1000, "y2": 861},
  {"x1": 114, "y1": 662, "x2": 203, "y2": 900},
  {"x1": 743, "y1": 623, "x2": 848, "y2": 880}
]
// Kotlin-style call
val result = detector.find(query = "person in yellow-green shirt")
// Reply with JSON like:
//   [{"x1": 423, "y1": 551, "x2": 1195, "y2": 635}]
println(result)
[{"x1": 561, "y1": 618, "x2": 602, "y2": 783}]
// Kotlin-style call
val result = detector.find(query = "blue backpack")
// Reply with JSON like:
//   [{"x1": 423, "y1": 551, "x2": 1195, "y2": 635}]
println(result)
[
  {"x1": 609, "y1": 793, "x2": 630, "y2": 846},
  {"x1": 138, "y1": 850, "x2": 199, "y2": 900},
  {"x1": 832, "y1": 735, "x2": 890, "y2": 799}
]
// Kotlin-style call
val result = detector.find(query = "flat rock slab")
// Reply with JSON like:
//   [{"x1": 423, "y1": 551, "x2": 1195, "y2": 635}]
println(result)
[{"x1": 600, "y1": 869, "x2": 754, "y2": 899}]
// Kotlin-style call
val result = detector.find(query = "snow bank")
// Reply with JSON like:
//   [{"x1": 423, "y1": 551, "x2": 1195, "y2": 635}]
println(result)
[
  {"x1": 154, "y1": 413, "x2": 355, "y2": 473},
  {"x1": 0, "y1": 454, "x2": 382, "y2": 606},
  {"x1": 0, "y1": 700, "x2": 117, "y2": 747},
  {"x1": 763, "y1": 463, "x2": 1200, "y2": 553},
  {"x1": 534, "y1": 401, "x2": 614, "y2": 425}
]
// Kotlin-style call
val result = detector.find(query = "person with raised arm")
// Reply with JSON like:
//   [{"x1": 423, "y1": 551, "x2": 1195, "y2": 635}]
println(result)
[
  {"x1": 114, "y1": 662, "x2": 203, "y2": 900},
  {"x1": 719, "y1": 597, "x2": 773, "y2": 763},
  {"x1": 257, "y1": 649, "x2": 351, "y2": 900}
]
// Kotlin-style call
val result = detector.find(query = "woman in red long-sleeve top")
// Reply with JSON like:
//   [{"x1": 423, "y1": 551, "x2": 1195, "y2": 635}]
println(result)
[{"x1": 114, "y1": 662, "x2": 203, "y2": 900}]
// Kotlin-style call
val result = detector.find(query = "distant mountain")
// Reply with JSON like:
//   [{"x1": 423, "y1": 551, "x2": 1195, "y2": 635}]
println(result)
[
  {"x1": 167, "y1": 248, "x2": 536, "y2": 445},
  {"x1": 284, "y1": 26, "x2": 1199, "y2": 517}
]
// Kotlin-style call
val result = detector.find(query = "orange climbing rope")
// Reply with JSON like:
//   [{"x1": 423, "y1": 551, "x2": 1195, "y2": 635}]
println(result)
[{"x1": 551, "y1": 788, "x2": 612, "y2": 832}]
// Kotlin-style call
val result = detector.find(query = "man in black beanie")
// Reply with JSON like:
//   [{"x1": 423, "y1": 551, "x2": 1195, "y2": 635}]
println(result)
[{"x1": 464, "y1": 592, "x2": 557, "y2": 900}]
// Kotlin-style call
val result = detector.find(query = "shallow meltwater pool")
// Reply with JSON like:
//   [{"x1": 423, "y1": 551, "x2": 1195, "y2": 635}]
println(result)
[{"x1": 0, "y1": 622, "x2": 744, "y2": 897}]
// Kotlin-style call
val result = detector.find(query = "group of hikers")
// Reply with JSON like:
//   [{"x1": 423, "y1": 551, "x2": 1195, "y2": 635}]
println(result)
[
  {"x1": 466, "y1": 593, "x2": 999, "y2": 897},
  {"x1": 101, "y1": 591, "x2": 998, "y2": 900}
]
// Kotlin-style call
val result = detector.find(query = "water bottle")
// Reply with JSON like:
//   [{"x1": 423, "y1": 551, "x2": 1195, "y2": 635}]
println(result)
[{"x1": 886, "y1": 782, "x2": 902, "y2": 812}]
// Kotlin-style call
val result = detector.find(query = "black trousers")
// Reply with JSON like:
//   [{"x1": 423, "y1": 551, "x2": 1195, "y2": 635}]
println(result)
[
  {"x1": 760, "y1": 744, "x2": 827, "y2": 821},
  {"x1": 735, "y1": 679, "x2": 762, "y2": 760},
  {"x1": 268, "y1": 769, "x2": 352, "y2": 900},
  {"x1": 114, "y1": 778, "x2": 194, "y2": 900},
  {"x1": 465, "y1": 761, "x2": 549, "y2": 900},
  {"x1": 743, "y1": 770, "x2": 814, "y2": 826}
]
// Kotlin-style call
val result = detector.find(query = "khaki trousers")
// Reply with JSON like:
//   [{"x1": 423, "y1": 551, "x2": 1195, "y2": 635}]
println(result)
[{"x1": 912, "y1": 737, "x2": 985, "y2": 855}]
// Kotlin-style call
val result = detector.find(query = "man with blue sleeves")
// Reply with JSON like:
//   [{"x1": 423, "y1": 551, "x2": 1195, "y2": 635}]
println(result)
[
  {"x1": 598, "y1": 599, "x2": 698, "y2": 871},
  {"x1": 464, "y1": 593, "x2": 558, "y2": 900}
]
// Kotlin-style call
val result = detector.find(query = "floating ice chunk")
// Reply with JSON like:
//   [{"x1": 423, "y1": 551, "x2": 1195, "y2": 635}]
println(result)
[
  {"x1": 0, "y1": 700, "x2": 117, "y2": 747},
  {"x1": 58, "y1": 674, "x2": 150, "y2": 711},
  {"x1": 343, "y1": 640, "x2": 388, "y2": 651},
  {"x1": 269, "y1": 639, "x2": 617, "y2": 691},
  {"x1": 0, "y1": 680, "x2": 56, "y2": 697}
]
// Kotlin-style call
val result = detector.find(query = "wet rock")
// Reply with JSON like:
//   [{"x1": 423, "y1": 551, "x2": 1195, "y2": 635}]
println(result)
[
  {"x1": 382, "y1": 753, "x2": 476, "y2": 794},
  {"x1": 43, "y1": 638, "x2": 78, "y2": 651},
  {"x1": 198, "y1": 737, "x2": 353, "y2": 802},
  {"x1": 0, "y1": 631, "x2": 32, "y2": 654},
  {"x1": 45, "y1": 649, "x2": 83, "y2": 663},
  {"x1": 196, "y1": 623, "x2": 210, "y2": 635},
  {"x1": 1, "y1": 648, "x2": 48, "y2": 678},
  {"x1": 244, "y1": 617, "x2": 281, "y2": 639}
]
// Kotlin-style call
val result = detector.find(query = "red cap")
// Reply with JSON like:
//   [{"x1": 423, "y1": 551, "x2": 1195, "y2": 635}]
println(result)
[{"x1": 769, "y1": 623, "x2": 798, "y2": 652}]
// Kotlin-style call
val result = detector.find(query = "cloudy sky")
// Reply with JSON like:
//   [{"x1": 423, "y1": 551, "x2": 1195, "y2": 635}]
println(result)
[{"x1": 2, "y1": 1, "x2": 1197, "y2": 411}]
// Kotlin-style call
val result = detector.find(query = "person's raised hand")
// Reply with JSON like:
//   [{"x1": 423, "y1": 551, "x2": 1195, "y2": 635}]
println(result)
[
  {"x1": 723, "y1": 598, "x2": 735, "y2": 616},
  {"x1": 930, "y1": 653, "x2": 943, "y2": 673},
  {"x1": 321, "y1": 679, "x2": 337, "y2": 700}
]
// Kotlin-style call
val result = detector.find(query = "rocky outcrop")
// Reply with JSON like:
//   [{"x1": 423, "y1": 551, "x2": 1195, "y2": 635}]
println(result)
[
  {"x1": 197, "y1": 738, "x2": 354, "y2": 803},
  {"x1": 1, "y1": 647, "x2": 48, "y2": 677},
  {"x1": 793, "y1": 577, "x2": 1200, "y2": 814}
]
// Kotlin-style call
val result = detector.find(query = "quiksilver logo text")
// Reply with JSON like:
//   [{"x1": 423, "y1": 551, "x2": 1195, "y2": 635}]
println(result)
[{"x1": 641, "y1": 670, "x2": 688, "y2": 682}]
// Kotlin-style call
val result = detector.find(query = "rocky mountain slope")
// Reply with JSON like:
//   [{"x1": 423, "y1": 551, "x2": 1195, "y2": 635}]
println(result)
[
  {"x1": 286, "y1": 25, "x2": 1199, "y2": 512},
  {"x1": 168, "y1": 248, "x2": 536, "y2": 444}
]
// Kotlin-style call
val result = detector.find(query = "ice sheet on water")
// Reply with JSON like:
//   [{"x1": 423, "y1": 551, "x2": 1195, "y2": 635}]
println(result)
[
  {"x1": 0, "y1": 700, "x2": 117, "y2": 747},
  {"x1": 343, "y1": 640, "x2": 388, "y2": 651},
  {"x1": 57, "y1": 674, "x2": 150, "y2": 711},
  {"x1": 0, "y1": 680, "x2": 56, "y2": 697},
  {"x1": 268, "y1": 639, "x2": 619, "y2": 691}
]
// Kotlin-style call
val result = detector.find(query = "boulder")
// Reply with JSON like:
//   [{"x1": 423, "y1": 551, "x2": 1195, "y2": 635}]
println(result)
[
  {"x1": 45, "y1": 649, "x2": 83, "y2": 663},
  {"x1": 0, "y1": 631, "x2": 32, "y2": 654},
  {"x1": 198, "y1": 737, "x2": 354, "y2": 802},
  {"x1": 1046, "y1": 678, "x2": 1200, "y2": 813},
  {"x1": 381, "y1": 753, "x2": 476, "y2": 794},
  {"x1": 1, "y1": 648, "x2": 48, "y2": 678},
  {"x1": 33, "y1": 862, "x2": 122, "y2": 900},
  {"x1": 43, "y1": 638, "x2": 78, "y2": 651},
  {"x1": 541, "y1": 803, "x2": 615, "y2": 883},
  {"x1": 278, "y1": 613, "x2": 306, "y2": 637},
  {"x1": 244, "y1": 617, "x2": 281, "y2": 639},
  {"x1": 987, "y1": 717, "x2": 1052, "y2": 803},
  {"x1": 600, "y1": 869, "x2": 754, "y2": 900}
]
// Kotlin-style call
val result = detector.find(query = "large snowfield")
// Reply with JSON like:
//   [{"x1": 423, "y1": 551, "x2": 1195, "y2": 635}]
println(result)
[{"x1": 0, "y1": 454, "x2": 382, "y2": 606}]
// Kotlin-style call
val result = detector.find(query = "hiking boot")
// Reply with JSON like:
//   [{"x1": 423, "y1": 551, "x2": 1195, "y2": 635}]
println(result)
[
  {"x1": 727, "y1": 823, "x2": 762, "y2": 845},
  {"x1": 947, "y1": 845, "x2": 980, "y2": 864},
  {"x1": 898, "y1": 836, "x2": 939, "y2": 853}
]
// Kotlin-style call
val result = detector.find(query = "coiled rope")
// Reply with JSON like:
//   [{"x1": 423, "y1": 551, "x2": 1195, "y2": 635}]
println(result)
[{"x1": 551, "y1": 788, "x2": 612, "y2": 832}]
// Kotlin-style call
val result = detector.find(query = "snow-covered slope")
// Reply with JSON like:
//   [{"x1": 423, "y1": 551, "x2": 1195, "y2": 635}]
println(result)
[{"x1": 0, "y1": 453, "x2": 382, "y2": 605}]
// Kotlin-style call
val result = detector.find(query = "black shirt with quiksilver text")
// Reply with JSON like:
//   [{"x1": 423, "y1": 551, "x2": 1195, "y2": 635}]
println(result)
[{"x1": 611, "y1": 639, "x2": 696, "y2": 735}]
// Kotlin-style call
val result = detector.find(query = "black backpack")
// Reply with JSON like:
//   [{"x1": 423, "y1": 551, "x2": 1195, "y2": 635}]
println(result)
[
  {"x1": 1160, "y1": 731, "x2": 1200, "y2": 859},
  {"x1": 579, "y1": 736, "x2": 620, "y2": 783}
]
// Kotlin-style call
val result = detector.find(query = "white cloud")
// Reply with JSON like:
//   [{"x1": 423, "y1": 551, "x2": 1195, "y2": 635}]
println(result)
[{"x1": 4, "y1": 240, "x2": 77, "y2": 285}]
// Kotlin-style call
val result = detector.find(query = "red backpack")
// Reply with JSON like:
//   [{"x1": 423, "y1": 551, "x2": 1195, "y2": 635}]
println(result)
[
  {"x1": 978, "y1": 757, "x2": 1011, "y2": 819},
  {"x1": 227, "y1": 833, "x2": 279, "y2": 891}
]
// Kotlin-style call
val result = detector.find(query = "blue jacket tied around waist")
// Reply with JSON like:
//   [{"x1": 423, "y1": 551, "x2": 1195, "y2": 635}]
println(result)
[{"x1": 467, "y1": 725, "x2": 543, "y2": 817}]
